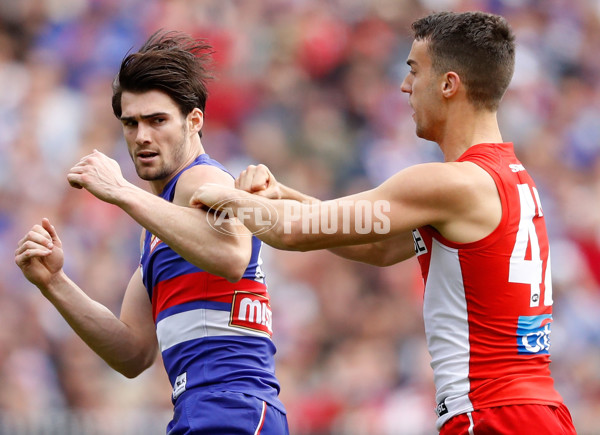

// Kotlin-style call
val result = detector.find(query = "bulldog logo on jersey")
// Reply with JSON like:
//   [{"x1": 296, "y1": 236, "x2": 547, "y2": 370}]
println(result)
[
  {"x1": 517, "y1": 314, "x2": 552, "y2": 355},
  {"x1": 230, "y1": 291, "x2": 273, "y2": 337}
]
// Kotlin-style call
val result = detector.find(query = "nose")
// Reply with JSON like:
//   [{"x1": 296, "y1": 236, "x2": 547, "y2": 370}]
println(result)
[
  {"x1": 400, "y1": 74, "x2": 411, "y2": 94},
  {"x1": 135, "y1": 122, "x2": 151, "y2": 145}
]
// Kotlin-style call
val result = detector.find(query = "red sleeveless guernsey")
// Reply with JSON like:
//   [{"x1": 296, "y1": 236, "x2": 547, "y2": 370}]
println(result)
[{"x1": 412, "y1": 143, "x2": 563, "y2": 430}]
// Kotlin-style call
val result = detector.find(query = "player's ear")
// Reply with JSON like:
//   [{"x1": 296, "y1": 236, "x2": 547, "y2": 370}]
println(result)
[
  {"x1": 188, "y1": 108, "x2": 204, "y2": 134},
  {"x1": 441, "y1": 72, "x2": 460, "y2": 99}
]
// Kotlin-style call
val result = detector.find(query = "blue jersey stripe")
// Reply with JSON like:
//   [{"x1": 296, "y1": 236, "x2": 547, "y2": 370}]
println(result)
[{"x1": 156, "y1": 300, "x2": 231, "y2": 323}]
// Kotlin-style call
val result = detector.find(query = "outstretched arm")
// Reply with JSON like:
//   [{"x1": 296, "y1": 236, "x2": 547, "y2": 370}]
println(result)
[
  {"x1": 233, "y1": 164, "x2": 416, "y2": 265},
  {"x1": 67, "y1": 150, "x2": 251, "y2": 282},
  {"x1": 15, "y1": 219, "x2": 158, "y2": 378},
  {"x1": 194, "y1": 161, "x2": 501, "y2": 252},
  {"x1": 327, "y1": 234, "x2": 416, "y2": 266}
]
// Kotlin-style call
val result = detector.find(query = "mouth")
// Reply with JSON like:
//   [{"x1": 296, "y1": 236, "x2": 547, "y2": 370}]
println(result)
[{"x1": 136, "y1": 150, "x2": 159, "y2": 163}]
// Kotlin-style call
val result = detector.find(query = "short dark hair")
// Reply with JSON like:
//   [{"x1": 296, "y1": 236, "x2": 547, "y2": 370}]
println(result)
[
  {"x1": 112, "y1": 30, "x2": 213, "y2": 134},
  {"x1": 411, "y1": 11, "x2": 515, "y2": 111}
]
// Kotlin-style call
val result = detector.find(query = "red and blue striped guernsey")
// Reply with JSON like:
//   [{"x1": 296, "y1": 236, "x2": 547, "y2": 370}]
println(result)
[{"x1": 140, "y1": 154, "x2": 285, "y2": 413}]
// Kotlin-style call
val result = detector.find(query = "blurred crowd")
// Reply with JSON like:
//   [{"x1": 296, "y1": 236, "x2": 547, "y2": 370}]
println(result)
[{"x1": 1, "y1": 0, "x2": 600, "y2": 433}]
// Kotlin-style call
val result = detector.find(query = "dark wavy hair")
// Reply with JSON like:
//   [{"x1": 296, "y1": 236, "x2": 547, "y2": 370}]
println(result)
[
  {"x1": 112, "y1": 30, "x2": 214, "y2": 136},
  {"x1": 412, "y1": 11, "x2": 515, "y2": 111}
]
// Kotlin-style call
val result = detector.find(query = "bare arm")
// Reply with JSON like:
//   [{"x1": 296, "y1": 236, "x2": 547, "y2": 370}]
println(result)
[
  {"x1": 67, "y1": 151, "x2": 251, "y2": 282},
  {"x1": 327, "y1": 233, "x2": 416, "y2": 266},
  {"x1": 194, "y1": 161, "x2": 501, "y2": 251},
  {"x1": 234, "y1": 164, "x2": 416, "y2": 265},
  {"x1": 15, "y1": 219, "x2": 157, "y2": 378}
]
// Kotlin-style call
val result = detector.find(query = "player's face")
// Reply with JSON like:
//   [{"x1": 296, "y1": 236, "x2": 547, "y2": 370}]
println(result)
[
  {"x1": 120, "y1": 90, "x2": 198, "y2": 184},
  {"x1": 401, "y1": 39, "x2": 445, "y2": 142}
]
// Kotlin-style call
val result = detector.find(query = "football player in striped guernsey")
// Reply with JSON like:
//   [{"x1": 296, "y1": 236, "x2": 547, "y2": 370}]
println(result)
[{"x1": 16, "y1": 31, "x2": 288, "y2": 435}]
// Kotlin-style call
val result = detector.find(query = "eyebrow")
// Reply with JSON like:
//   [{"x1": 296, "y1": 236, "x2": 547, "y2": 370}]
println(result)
[
  {"x1": 119, "y1": 112, "x2": 169, "y2": 122},
  {"x1": 406, "y1": 59, "x2": 417, "y2": 67}
]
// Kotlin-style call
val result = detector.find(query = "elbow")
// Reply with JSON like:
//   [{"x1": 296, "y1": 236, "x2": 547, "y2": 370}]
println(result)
[
  {"x1": 119, "y1": 365, "x2": 145, "y2": 379},
  {"x1": 112, "y1": 348, "x2": 157, "y2": 379},
  {"x1": 185, "y1": 247, "x2": 248, "y2": 282},
  {"x1": 116, "y1": 357, "x2": 154, "y2": 379},
  {"x1": 372, "y1": 256, "x2": 399, "y2": 267},
  {"x1": 224, "y1": 268, "x2": 244, "y2": 283},
  {"x1": 221, "y1": 251, "x2": 251, "y2": 283},
  {"x1": 371, "y1": 246, "x2": 413, "y2": 267}
]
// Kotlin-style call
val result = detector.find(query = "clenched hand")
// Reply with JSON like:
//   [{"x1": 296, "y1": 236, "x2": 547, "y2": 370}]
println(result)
[
  {"x1": 67, "y1": 149, "x2": 133, "y2": 205},
  {"x1": 15, "y1": 218, "x2": 64, "y2": 289}
]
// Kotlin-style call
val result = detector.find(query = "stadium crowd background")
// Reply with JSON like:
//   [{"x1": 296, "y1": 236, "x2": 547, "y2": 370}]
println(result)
[{"x1": 1, "y1": 0, "x2": 600, "y2": 433}]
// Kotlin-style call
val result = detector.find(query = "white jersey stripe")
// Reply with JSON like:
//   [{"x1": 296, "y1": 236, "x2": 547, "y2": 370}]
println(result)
[
  {"x1": 156, "y1": 308, "x2": 268, "y2": 352},
  {"x1": 254, "y1": 401, "x2": 267, "y2": 435},
  {"x1": 423, "y1": 239, "x2": 473, "y2": 429},
  {"x1": 416, "y1": 144, "x2": 564, "y2": 431}
]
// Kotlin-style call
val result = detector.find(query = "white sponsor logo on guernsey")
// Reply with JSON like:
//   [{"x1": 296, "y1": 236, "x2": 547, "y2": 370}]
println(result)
[
  {"x1": 172, "y1": 372, "x2": 187, "y2": 400},
  {"x1": 516, "y1": 314, "x2": 552, "y2": 354},
  {"x1": 412, "y1": 229, "x2": 428, "y2": 256},
  {"x1": 509, "y1": 163, "x2": 525, "y2": 172},
  {"x1": 230, "y1": 291, "x2": 273, "y2": 337}
]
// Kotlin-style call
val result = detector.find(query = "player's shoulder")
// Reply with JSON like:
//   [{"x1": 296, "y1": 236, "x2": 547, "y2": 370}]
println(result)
[
  {"x1": 394, "y1": 161, "x2": 487, "y2": 190},
  {"x1": 393, "y1": 161, "x2": 497, "y2": 210},
  {"x1": 174, "y1": 162, "x2": 234, "y2": 206},
  {"x1": 179, "y1": 162, "x2": 233, "y2": 184}
]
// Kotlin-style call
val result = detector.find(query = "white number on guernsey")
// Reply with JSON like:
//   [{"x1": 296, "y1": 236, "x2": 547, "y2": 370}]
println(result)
[{"x1": 509, "y1": 184, "x2": 553, "y2": 307}]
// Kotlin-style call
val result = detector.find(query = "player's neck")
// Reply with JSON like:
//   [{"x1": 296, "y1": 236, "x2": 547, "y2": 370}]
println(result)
[
  {"x1": 147, "y1": 139, "x2": 206, "y2": 195},
  {"x1": 440, "y1": 109, "x2": 503, "y2": 162}
]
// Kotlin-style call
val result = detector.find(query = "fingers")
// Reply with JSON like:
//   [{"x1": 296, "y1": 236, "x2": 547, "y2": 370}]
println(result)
[
  {"x1": 15, "y1": 223, "x2": 54, "y2": 263},
  {"x1": 71, "y1": 153, "x2": 94, "y2": 169},
  {"x1": 189, "y1": 184, "x2": 210, "y2": 208},
  {"x1": 19, "y1": 223, "x2": 53, "y2": 248},
  {"x1": 16, "y1": 219, "x2": 59, "y2": 252},
  {"x1": 68, "y1": 157, "x2": 88, "y2": 188},
  {"x1": 189, "y1": 193, "x2": 204, "y2": 209},
  {"x1": 190, "y1": 183, "x2": 236, "y2": 211},
  {"x1": 67, "y1": 174, "x2": 84, "y2": 189},
  {"x1": 70, "y1": 149, "x2": 111, "y2": 172},
  {"x1": 236, "y1": 166, "x2": 259, "y2": 192},
  {"x1": 42, "y1": 218, "x2": 62, "y2": 247},
  {"x1": 73, "y1": 149, "x2": 106, "y2": 164},
  {"x1": 67, "y1": 150, "x2": 122, "y2": 195},
  {"x1": 15, "y1": 241, "x2": 52, "y2": 262},
  {"x1": 236, "y1": 164, "x2": 271, "y2": 193}
]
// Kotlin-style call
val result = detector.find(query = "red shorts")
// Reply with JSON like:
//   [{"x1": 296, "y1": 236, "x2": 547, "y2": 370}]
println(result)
[{"x1": 440, "y1": 404, "x2": 576, "y2": 435}]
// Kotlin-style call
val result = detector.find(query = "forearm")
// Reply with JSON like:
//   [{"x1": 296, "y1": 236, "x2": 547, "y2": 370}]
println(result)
[
  {"x1": 226, "y1": 193, "x2": 386, "y2": 251},
  {"x1": 264, "y1": 190, "x2": 415, "y2": 262},
  {"x1": 195, "y1": 183, "x2": 400, "y2": 251},
  {"x1": 117, "y1": 184, "x2": 248, "y2": 281},
  {"x1": 278, "y1": 184, "x2": 318, "y2": 203},
  {"x1": 328, "y1": 244, "x2": 394, "y2": 266},
  {"x1": 40, "y1": 272, "x2": 154, "y2": 377},
  {"x1": 328, "y1": 232, "x2": 417, "y2": 266}
]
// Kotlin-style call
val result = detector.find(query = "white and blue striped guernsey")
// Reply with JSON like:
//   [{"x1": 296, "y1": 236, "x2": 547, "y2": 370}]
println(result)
[{"x1": 140, "y1": 154, "x2": 285, "y2": 413}]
